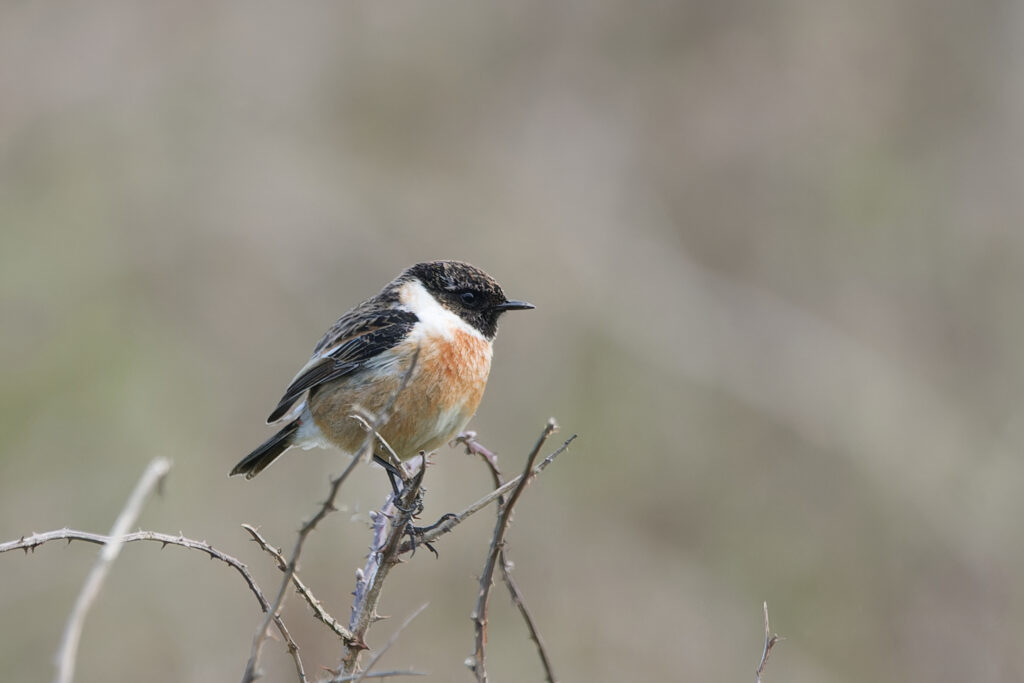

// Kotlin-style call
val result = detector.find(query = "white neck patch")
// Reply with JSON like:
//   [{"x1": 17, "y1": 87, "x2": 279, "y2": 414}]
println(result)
[{"x1": 399, "y1": 279, "x2": 487, "y2": 341}]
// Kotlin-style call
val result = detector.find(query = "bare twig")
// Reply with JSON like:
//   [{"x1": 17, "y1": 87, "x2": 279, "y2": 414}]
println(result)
[
  {"x1": 347, "y1": 603, "x2": 429, "y2": 683},
  {"x1": 453, "y1": 431, "x2": 500, "y2": 472},
  {"x1": 242, "y1": 524, "x2": 355, "y2": 642},
  {"x1": 467, "y1": 420, "x2": 558, "y2": 683},
  {"x1": 756, "y1": 601, "x2": 781, "y2": 683},
  {"x1": 398, "y1": 433, "x2": 577, "y2": 555},
  {"x1": 2, "y1": 527, "x2": 306, "y2": 682},
  {"x1": 241, "y1": 349, "x2": 420, "y2": 683},
  {"x1": 54, "y1": 457, "x2": 171, "y2": 683},
  {"x1": 461, "y1": 433, "x2": 559, "y2": 683},
  {"x1": 339, "y1": 464, "x2": 427, "y2": 676}
]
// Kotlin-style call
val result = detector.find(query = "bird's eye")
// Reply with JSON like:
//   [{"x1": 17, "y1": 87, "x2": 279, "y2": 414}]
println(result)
[{"x1": 459, "y1": 290, "x2": 478, "y2": 306}]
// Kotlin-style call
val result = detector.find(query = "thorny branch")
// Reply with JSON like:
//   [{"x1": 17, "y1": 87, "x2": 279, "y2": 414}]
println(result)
[
  {"x1": 2, "y1": 527, "x2": 306, "y2": 682},
  {"x1": 343, "y1": 602, "x2": 429, "y2": 683},
  {"x1": 242, "y1": 524, "x2": 354, "y2": 642},
  {"x1": 468, "y1": 419, "x2": 559, "y2": 683},
  {"x1": 338, "y1": 462, "x2": 427, "y2": 677}
]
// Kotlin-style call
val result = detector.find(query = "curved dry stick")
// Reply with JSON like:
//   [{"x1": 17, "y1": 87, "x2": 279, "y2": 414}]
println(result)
[
  {"x1": 54, "y1": 458, "x2": 170, "y2": 683},
  {"x1": 1, "y1": 527, "x2": 306, "y2": 682}
]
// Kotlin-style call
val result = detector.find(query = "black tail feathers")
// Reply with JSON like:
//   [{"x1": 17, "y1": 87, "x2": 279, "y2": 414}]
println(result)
[{"x1": 230, "y1": 420, "x2": 299, "y2": 479}]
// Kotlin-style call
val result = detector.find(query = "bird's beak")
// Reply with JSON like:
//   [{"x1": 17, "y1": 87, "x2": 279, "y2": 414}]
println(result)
[{"x1": 493, "y1": 299, "x2": 535, "y2": 312}]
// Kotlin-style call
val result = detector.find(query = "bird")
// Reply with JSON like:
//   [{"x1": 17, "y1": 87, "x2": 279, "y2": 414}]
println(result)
[{"x1": 230, "y1": 260, "x2": 534, "y2": 486}]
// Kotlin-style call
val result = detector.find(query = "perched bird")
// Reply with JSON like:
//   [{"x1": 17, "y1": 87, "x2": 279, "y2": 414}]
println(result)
[{"x1": 230, "y1": 260, "x2": 533, "y2": 485}]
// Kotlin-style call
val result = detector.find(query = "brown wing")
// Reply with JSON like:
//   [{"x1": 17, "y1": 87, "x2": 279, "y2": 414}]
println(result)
[{"x1": 266, "y1": 307, "x2": 417, "y2": 423}]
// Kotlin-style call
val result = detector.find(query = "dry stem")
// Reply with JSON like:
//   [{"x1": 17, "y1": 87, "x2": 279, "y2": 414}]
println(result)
[{"x1": 756, "y1": 601, "x2": 781, "y2": 683}]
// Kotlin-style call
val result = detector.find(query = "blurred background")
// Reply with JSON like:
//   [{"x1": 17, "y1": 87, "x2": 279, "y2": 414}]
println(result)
[{"x1": 2, "y1": 2, "x2": 1024, "y2": 681}]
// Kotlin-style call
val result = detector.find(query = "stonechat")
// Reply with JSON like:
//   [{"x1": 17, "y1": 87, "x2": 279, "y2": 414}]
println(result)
[{"x1": 230, "y1": 260, "x2": 534, "y2": 483}]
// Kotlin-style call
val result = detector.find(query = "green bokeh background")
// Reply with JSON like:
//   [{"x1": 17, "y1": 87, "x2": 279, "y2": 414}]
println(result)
[{"x1": 3, "y1": 3, "x2": 1024, "y2": 681}]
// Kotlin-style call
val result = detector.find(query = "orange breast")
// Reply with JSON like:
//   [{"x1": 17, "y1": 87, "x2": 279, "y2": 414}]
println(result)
[
  {"x1": 309, "y1": 329, "x2": 493, "y2": 459},
  {"x1": 423, "y1": 329, "x2": 492, "y2": 411}
]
